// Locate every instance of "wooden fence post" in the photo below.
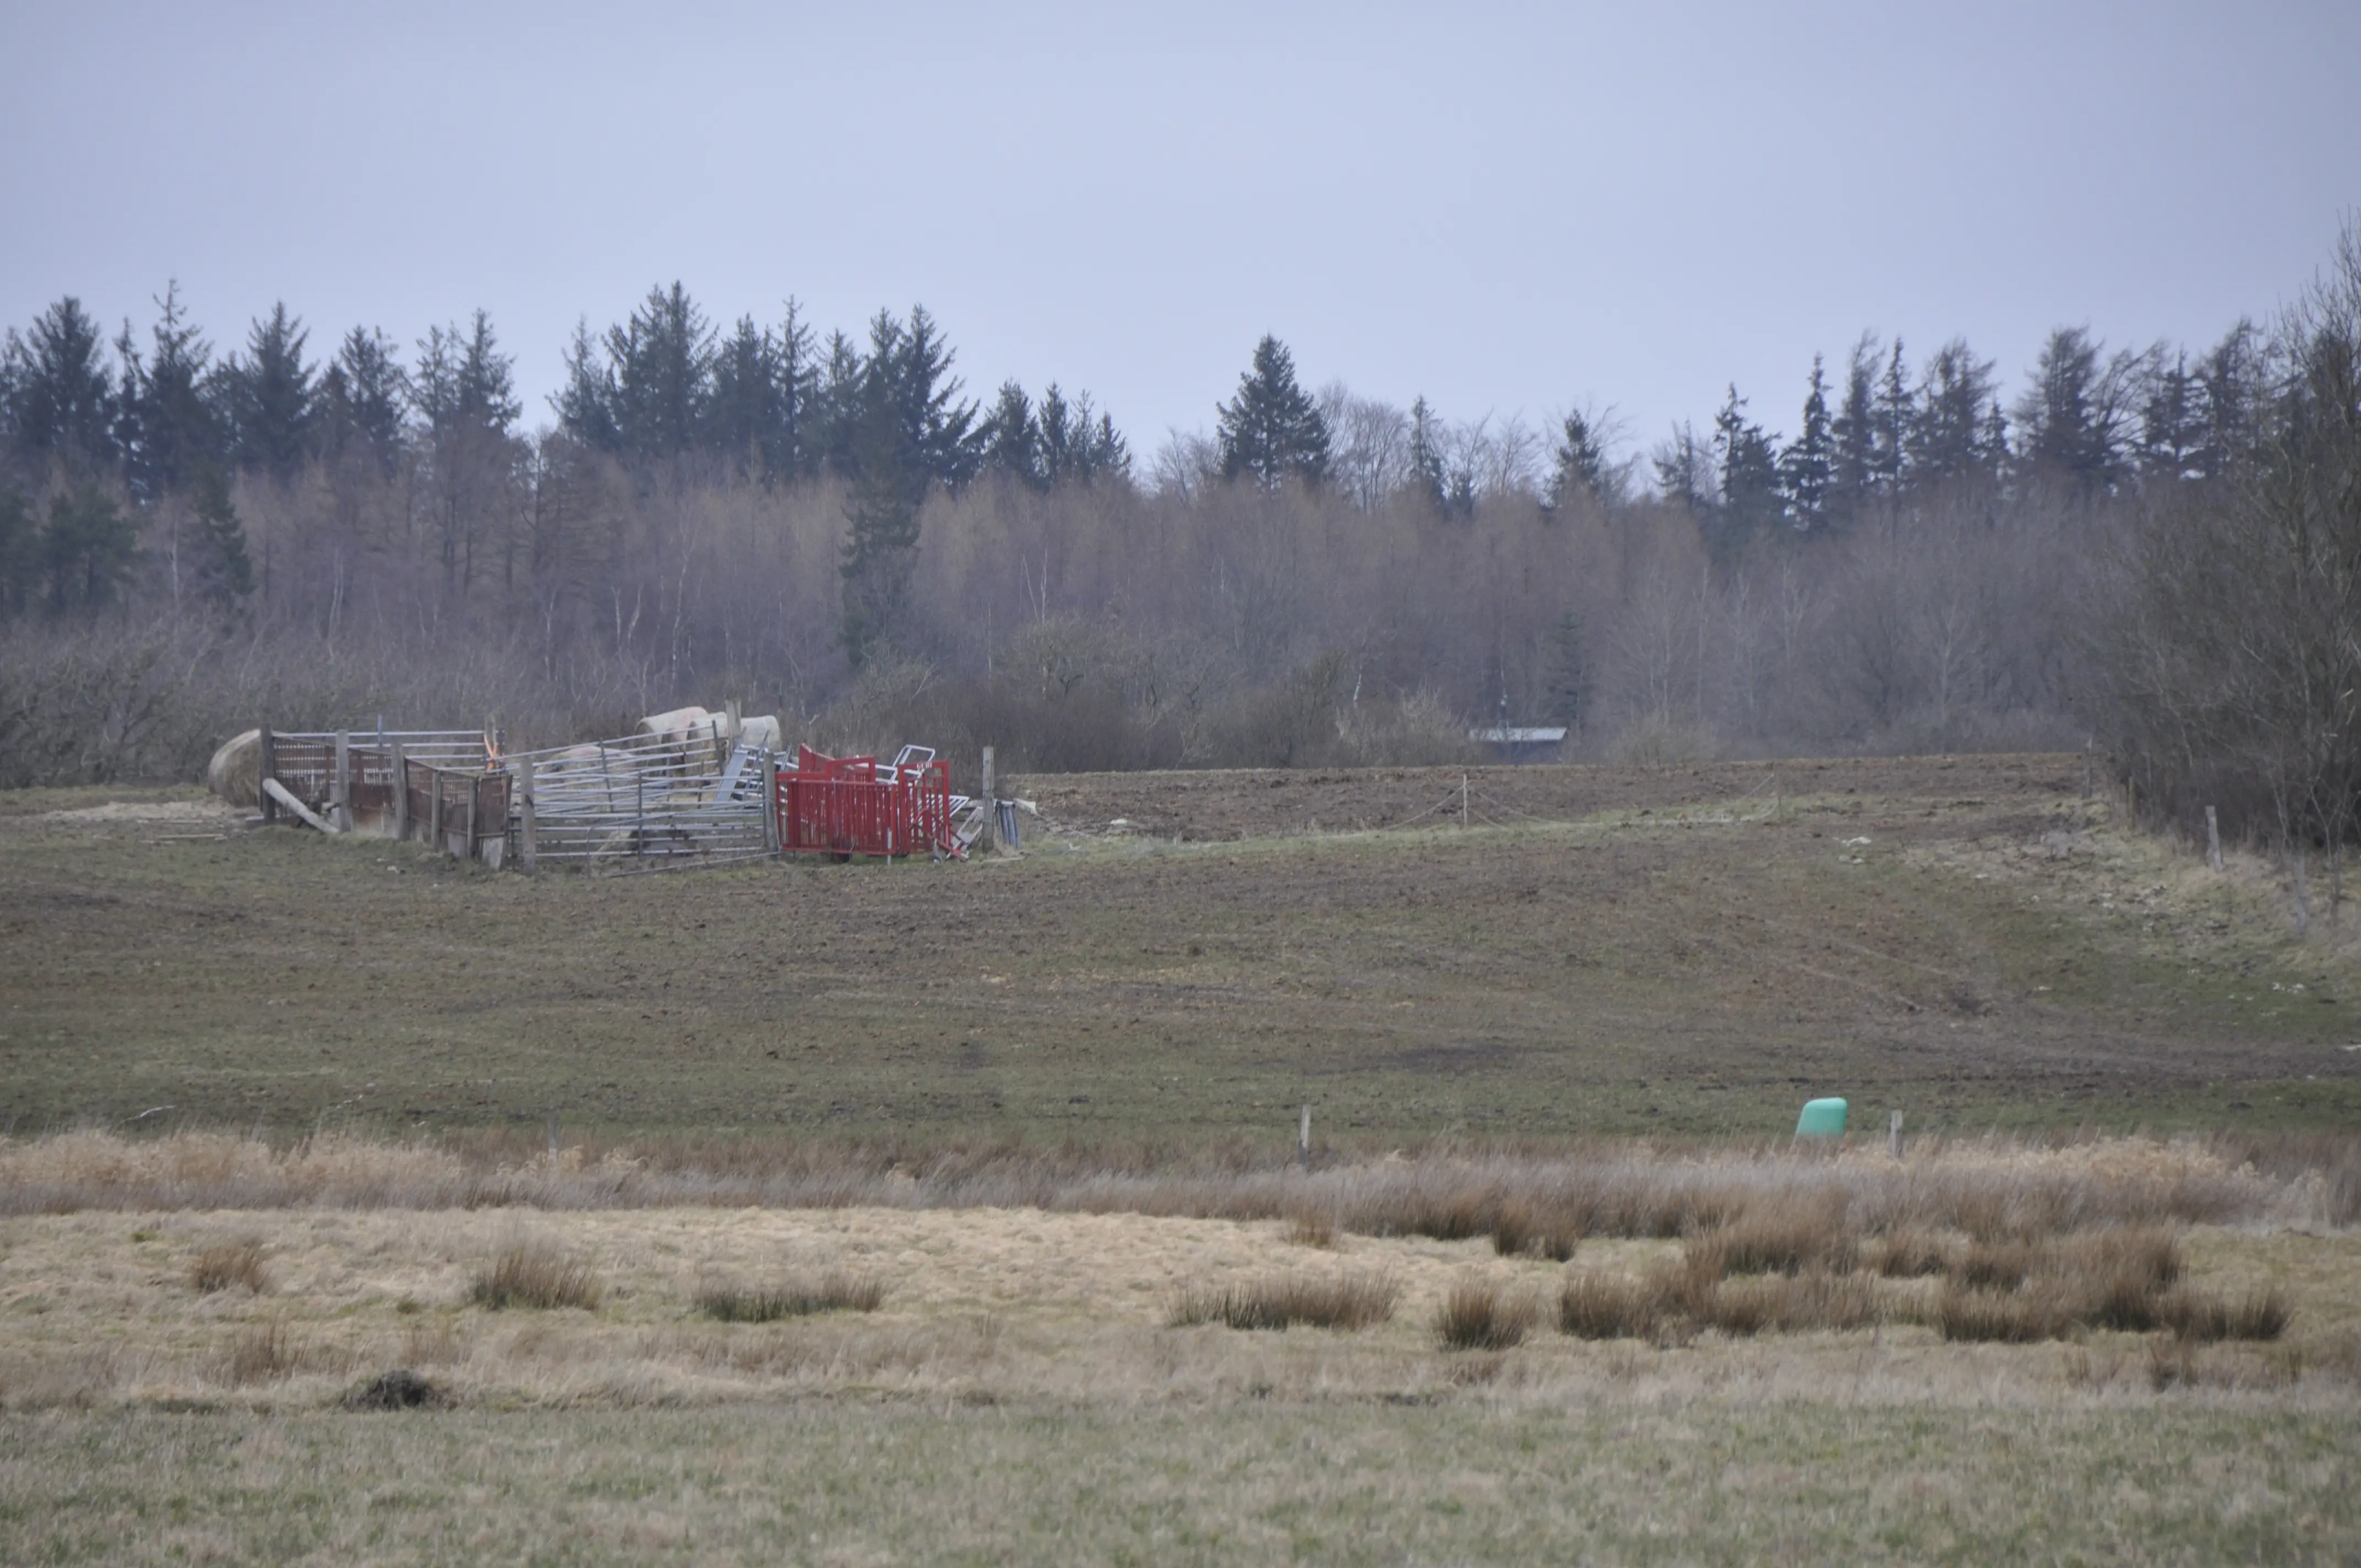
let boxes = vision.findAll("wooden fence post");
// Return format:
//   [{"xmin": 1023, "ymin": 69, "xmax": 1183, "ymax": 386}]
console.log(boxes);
[
  {"xmin": 465, "ymin": 775, "xmax": 480, "ymax": 862},
  {"xmin": 519, "ymin": 756, "xmax": 538, "ymax": 873},
  {"xmin": 1889, "ymin": 1109, "xmax": 1904, "ymax": 1160},
  {"xmin": 331, "ymin": 729, "xmax": 352, "ymax": 834},
  {"xmin": 391, "ymin": 744, "xmax": 409, "ymax": 842},
  {"xmin": 428, "ymin": 768, "xmax": 445, "ymax": 856},
  {"xmin": 980, "ymin": 745, "xmax": 997, "ymax": 853},
  {"xmin": 2206, "ymin": 805, "xmax": 2223, "ymax": 872}
]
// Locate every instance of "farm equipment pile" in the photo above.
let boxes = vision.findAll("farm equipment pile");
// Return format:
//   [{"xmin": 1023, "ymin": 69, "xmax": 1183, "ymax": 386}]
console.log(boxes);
[{"xmin": 218, "ymin": 705, "xmax": 991, "ymax": 870}]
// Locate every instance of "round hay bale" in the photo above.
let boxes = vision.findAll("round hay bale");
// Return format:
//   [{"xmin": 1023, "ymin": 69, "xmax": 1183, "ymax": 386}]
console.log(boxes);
[
  {"xmin": 738, "ymin": 715, "xmax": 782, "ymax": 752},
  {"xmin": 636, "ymin": 705, "xmax": 711, "ymax": 741},
  {"xmin": 208, "ymin": 729, "xmax": 262, "ymax": 805}
]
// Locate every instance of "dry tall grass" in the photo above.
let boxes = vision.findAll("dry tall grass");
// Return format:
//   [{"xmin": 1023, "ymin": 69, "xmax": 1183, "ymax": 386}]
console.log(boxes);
[
  {"xmin": 468, "ymin": 1244, "xmax": 602, "ymax": 1311},
  {"xmin": 695, "ymin": 1273, "xmax": 885, "ymax": 1322},
  {"xmin": 1434, "ymin": 1278, "xmax": 1539, "ymax": 1351},
  {"xmin": 7, "ymin": 1128, "xmax": 2352, "ymax": 1233},
  {"xmin": 1167, "ymin": 1271, "xmax": 1399, "ymax": 1332},
  {"xmin": 188, "ymin": 1239, "xmax": 270, "ymax": 1295}
]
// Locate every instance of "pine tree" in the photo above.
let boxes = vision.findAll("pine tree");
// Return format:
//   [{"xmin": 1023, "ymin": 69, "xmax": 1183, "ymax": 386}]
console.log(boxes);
[
  {"xmin": 773, "ymin": 298, "xmax": 820, "ymax": 480},
  {"xmin": 2015, "ymin": 326, "xmax": 2127, "ymax": 496},
  {"xmin": 605, "ymin": 282, "xmax": 714, "ymax": 464},
  {"xmin": 1406, "ymin": 395, "xmax": 1447, "ymax": 510},
  {"xmin": 188, "ymin": 464, "xmax": 254, "ymax": 606},
  {"xmin": 219, "ymin": 302, "xmax": 314, "ymax": 482},
  {"xmin": 1216, "ymin": 335, "xmax": 1329, "ymax": 488},
  {"xmin": 556, "ymin": 318, "xmax": 622, "ymax": 453},
  {"xmin": 2135, "ymin": 350, "xmax": 2204, "ymax": 482},
  {"xmin": 2192, "ymin": 319, "xmax": 2262, "ymax": 480},
  {"xmin": 1827, "ymin": 333, "xmax": 1880, "ymax": 522},
  {"xmin": 982, "ymin": 380, "xmax": 1041, "ymax": 487},
  {"xmin": 1547, "ymin": 408, "xmax": 1612, "ymax": 513},
  {"xmin": 317, "ymin": 326, "xmax": 407, "ymax": 477},
  {"xmin": 39, "ymin": 487, "xmax": 139, "ymax": 611},
  {"xmin": 1870, "ymin": 339, "xmax": 1911, "ymax": 493},
  {"xmin": 1911, "ymin": 337, "xmax": 1998, "ymax": 487},
  {"xmin": 1651, "ymin": 422, "xmax": 1710, "ymax": 511},
  {"xmin": 1778, "ymin": 355, "xmax": 1834, "ymax": 531},
  {"xmin": 1711, "ymin": 384, "xmax": 1782, "ymax": 552},
  {"xmin": 116, "ymin": 282, "xmax": 219, "ymax": 503},
  {"xmin": 708, "ymin": 314, "xmax": 785, "ymax": 480},
  {"xmin": 7, "ymin": 297, "xmax": 117, "ymax": 476},
  {"xmin": 0, "ymin": 487, "xmax": 34, "ymax": 618}
]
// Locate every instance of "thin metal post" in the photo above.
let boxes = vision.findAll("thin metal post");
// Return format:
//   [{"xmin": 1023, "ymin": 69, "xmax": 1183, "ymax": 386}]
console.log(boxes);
[
  {"xmin": 519, "ymin": 756, "xmax": 538, "ymax": 873},
  {"xmin": 332, "ymin": 729, "xmax": 352, "ymax": 833}
]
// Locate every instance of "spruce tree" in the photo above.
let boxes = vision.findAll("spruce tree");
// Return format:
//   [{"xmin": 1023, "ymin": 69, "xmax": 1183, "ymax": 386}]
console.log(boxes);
[
  {"xmin": 1778, "ymin": 355, "xmax": 1834, "ymax": 531},
  {"xmin": 7, "ymin": 297, "xmax": 117, "ymax": 476},
  {"xmin": 1827, "ymin": 333, "xmax": 1880, "ymax": 521},
  {"xmin": 319, "ymin": 326, "xmax": 407, "ymax": 477},
  {"xmin": 219, "ymin": 302, "xmax": 314, "ymax": 482},
  {"xmin": 189, "ymin": 464, "xmax": 254, "ymax": 606},
  {"xmin": 1406, "ymin": 395, "xmax": 1447, "ymax": 510},
  {"xmin": 1870, "ymin": 339, "xmax": 1911, "ymax": 493},
  {"xmin": 1711, "ymin": 384, "xmax": 1782, "ymax": 552},
  {"xmin": 983, "ymin": 380, "xmax": 1041, "ymax": 487},
  {"xmin": 605, "ymin": 282, "xmax": 714, "ymax": 464},
  {"xmin": 1544, "ymin": 609, "xmax": 1588, "ymax": 729},
  {"xmin": 39, "ymin": 487, "xmax": 138, "ymax": 611},
  {"xmin": 0, "ymin": 487, "xmax": 32, "ymax": 618},
  {"xmin": 1651, "ymin": 422, "xmax": 1710, "ymax": 511},
  {"xmin": 1547, "ymin": 408, "xmax": 1612, "ymax": 513},
  {"xmin": 2135, "ymin": 350, "xmax": 2204, "ymax": 482},
  {"xmin": 1911, "ymin": 338, "xmax": 1998, "ymax": 487},
  {"xmin": 1216, "ymin": 335, "xmax": 1329, "ymax": 488},
  {"xmin": 116, "ymin": 282, "xmax": 219, "ymax": 503},
  {"xmin": 708, "ymin": 314, "xmax": 785, "ymax": 480},
  {"xmin": 556, "ymin": 319, "xmax": 622, "ymax": 454}
]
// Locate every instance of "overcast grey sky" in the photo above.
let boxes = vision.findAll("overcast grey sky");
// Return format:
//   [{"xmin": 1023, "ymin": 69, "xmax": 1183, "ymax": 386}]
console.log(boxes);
[{"xmin": 5, "ymin": 2, "xmax": 2355, "ymax": 465}]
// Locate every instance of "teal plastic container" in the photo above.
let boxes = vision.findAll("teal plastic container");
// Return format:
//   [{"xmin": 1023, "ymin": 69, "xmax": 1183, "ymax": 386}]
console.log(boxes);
[{"xmin": 1794, "ymin": 1097, "xmax": 1848, "ymax": 1136}]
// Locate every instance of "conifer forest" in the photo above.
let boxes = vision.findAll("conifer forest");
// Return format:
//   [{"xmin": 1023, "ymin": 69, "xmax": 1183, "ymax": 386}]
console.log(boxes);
[{"xmin": 3, "ymin": 226, "xmax": 2358, "ymax": 858}]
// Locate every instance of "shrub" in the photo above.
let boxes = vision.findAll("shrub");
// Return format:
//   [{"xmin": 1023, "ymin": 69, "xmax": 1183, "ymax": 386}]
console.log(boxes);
[
  {"xmin": 1434, "ymin": 1278, "xmax": 1538, "ymax": 1351},
  {"xmin": 695, "ymin": 1273, "xmax": 886, "ymax": 1322},
  {"xmin": 1168, "ymin": 1271, "xmax": 1399, "ymax": 1332},
  {"xmin": 1491, "ymin": 1197, "xmax": 1580, "ymax": 1261},
  {"xmin": 189, "ymin": 1239, "xmax": 271, "ymax": 1295},
  {"xmin": 2159, "ymin": 1286, "xmax": 2291, "ymax": 1343},
  {"xmin": 342, "ymin": 1369, "xmax": 448, "ymax": 1410},
  {"xmin": 468, "ymin": 1244, "xmax": 601, "ymax": 1311}
]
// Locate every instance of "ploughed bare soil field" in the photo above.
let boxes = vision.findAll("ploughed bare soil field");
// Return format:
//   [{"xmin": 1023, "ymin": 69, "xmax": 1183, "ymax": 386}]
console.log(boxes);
[
  {"xmin": 6, "ymin": 755, "xmax": 2361, "ymax": 1562},
  {"xmin": 0, "ymin": 753, "xmax": 2354, "ymax": 1142}
]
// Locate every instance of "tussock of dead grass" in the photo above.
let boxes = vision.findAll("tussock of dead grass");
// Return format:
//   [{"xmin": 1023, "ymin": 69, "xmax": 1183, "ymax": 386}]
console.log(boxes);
[
  {"xmin": 1490, "ymin": 1196, "xmax": 1580, "ymax": 1261},
  {"xmin": 1167, "ymin": 1271, "xmax": 1398, "ymax": 1332},
  {"xmin": 1871, "ymin": 1228, "xmax": 1950, "ymax": 1277},
  {"xmin": 222, "ymin": 1317, "xmax": 300, "ymax": 1386},
  {"xmin": 188, "ymin": 1239, "xmax": 270, "ymax": 1294},
  {"xmin": 1434, "ymin": 1278, "xmax": 1539, "ymax": 1351},
  {"xmin": 1283, "ymin": 1207, "xmax": 1336, "ymax": 1248},
  {"xmin": 469, "ymin": 1244, "xmax": 602, "ymax": 1311},
  {"xmin": 1684, "ymin": 1193, "xmax": 1857, "ymax": 1277},
  {"xmin": 2159, "ymin": 1286, "xmax": 2292, "ymax": 1343},
  {"xmin": 695, "ymin": 1273, "xmax": 885, "ymax": 1322}
]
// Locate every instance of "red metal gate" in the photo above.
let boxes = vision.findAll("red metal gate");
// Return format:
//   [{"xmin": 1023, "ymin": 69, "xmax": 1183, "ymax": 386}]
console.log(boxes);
[{"xmin": 776, "ymin": 745, "xmax": 958, "ymax": 858}]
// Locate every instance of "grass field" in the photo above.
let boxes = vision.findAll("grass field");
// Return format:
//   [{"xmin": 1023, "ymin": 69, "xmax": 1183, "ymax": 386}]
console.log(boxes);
[
  {"xmin": 6, "ymin": 754, "xmax": 2361, "ymax": 1562},
  {"xmin": 2, "ymin": 754, "xmax": 2357, "ymax": 1145}
]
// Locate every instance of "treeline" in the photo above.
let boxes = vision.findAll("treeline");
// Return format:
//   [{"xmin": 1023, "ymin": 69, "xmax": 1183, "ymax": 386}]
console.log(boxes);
[{"xmin": 1, "ymin": 243, "xmax": 2355, "ymax": 872}]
